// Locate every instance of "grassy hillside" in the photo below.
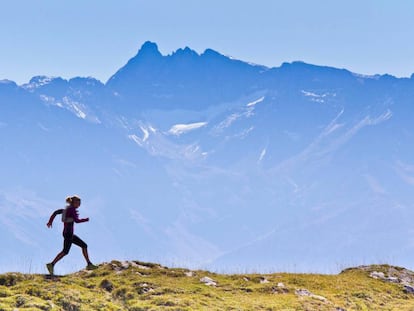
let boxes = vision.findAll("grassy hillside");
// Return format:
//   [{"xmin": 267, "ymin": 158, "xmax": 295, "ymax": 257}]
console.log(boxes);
[{"xmin": 0, "ymin": 261, "xmax": 414, "ymax": 310}]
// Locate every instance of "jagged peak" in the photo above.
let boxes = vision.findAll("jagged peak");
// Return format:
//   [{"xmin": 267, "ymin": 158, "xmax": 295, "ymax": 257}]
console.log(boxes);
[
  {"xmin": 22, "ymin": 76, "xmax": 67, "ymax": 90},
  {"xmin": 135, "ymin": 41, "xmax": 162, "ymax": 58},
  {"xmin": 28, "ymin": 75, "xmax": 59, "ymax": 84},
  {"xmin": 172, "ymin": 46, "xmax": 199, "ymax": 58}
]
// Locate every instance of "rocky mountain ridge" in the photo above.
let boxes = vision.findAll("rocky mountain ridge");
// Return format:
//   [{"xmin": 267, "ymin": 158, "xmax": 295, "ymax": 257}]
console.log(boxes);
[{"xmin": 1, "ymin": 41, "xmax": 414, "ymax": 273}]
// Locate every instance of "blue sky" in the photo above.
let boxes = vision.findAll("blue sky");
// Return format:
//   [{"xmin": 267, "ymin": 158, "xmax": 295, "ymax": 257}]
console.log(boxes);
[{"xmin": 1, "ymin": 0, "xmax": 413, "ymax": 84}]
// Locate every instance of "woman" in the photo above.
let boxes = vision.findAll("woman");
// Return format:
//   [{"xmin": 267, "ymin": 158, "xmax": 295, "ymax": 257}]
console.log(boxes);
[{"xmin": 46, "ymin": 195, "xmax": 97, "ymax": 275}]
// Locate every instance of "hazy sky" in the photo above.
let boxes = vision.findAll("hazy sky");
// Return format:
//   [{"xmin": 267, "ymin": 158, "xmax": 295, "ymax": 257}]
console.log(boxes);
[{"xmin": 1, "ymin": 0, "xmax": 413, "ymax": 84}]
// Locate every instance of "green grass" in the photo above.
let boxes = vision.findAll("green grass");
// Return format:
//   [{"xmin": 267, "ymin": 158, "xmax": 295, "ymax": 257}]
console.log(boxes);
[{"xmin": 0, "ymin": 261, "xmax": 413, "ymax": 310}]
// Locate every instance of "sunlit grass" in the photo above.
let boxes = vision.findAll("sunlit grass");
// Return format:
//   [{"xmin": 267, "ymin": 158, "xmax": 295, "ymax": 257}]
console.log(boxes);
[{"xmin": 0, "ymin": 261, "xmax": 413, "ymax": 310}]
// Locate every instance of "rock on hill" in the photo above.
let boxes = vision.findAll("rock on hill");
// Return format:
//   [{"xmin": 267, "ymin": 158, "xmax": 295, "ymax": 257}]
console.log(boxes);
[{"xmin": 0, "ymin": 261, "xmax": 414, "ymax": 310}]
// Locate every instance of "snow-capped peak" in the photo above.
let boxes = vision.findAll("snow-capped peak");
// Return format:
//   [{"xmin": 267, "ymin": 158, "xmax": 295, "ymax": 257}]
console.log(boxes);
[{"xmin": 22, "ymin": 76, "xmax": 64, "ymax": 91}]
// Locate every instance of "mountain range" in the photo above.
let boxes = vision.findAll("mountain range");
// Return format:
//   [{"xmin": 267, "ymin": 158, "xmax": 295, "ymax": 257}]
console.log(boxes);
[{"xmin": 1, "ymin": 41, "xmax": 414, "ymax": 274}]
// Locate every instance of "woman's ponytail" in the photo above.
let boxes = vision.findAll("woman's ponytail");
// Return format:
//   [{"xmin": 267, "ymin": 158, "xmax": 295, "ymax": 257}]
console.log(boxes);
[{"xmin": 66, "ymin": 195, "xmax": 81, "ymax": 205}]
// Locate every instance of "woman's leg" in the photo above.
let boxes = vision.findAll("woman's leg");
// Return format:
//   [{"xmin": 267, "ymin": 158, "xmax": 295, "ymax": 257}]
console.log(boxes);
[
  {"xmin": 54, "ymin": 234, "xmax": 72, "ymax": 263},
  {"xmin": 72, "ymin": 235, "xmax": 92, "ymax": 264},
  {"xmin": 47, "ymin": 234, "xmax": 72, "ymax": 274},
  {"xmin": 51, "ymin": 251, "xmax": 67, "ymax": 265}
]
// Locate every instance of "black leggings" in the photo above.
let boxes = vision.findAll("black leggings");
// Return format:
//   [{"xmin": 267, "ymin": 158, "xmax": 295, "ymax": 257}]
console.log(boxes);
[{"xmin": 62, "ymin": 233, "xmax": 87, "ymax": 254}]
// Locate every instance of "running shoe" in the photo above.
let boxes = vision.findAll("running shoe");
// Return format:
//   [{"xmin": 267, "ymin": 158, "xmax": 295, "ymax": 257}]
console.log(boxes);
[{"xmin": 46, "ymin": 263, "xmax": 54, "ymax": 275}]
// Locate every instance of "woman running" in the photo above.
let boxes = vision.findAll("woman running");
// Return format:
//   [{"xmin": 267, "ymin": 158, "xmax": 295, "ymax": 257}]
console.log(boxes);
[{"xmin": 46, "ymin": 195, "xmax": 97, "ymax": 275}]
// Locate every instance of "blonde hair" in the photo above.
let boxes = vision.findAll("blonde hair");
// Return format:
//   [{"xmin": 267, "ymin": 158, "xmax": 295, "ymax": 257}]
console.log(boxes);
[{"xmin": 66, "ymin": 195, "xmax": 81, "ymax": 205}]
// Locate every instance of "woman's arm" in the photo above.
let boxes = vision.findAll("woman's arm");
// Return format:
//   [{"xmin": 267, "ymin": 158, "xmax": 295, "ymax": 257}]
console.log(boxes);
[
  {"xmin": 75, "ymin": 217, "xmax": 89, "ymax": 223},
  {"xmin": 73, "ymin": 209, "xmax": 89, "ymax": 223},
  {"xmin": 74, "ymin": 215, "xmax": 89, "ymax": 223},
  {"xmin": 46, "ymin": 209, "xmax": 63, "ymax": 228}
]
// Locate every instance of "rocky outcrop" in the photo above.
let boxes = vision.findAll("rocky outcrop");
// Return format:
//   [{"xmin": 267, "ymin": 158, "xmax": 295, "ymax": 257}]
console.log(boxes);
[
  {"xmin": 344, "ymin": 265, "xmax": 414, "ymax": 295},
  {"xmin": 295, "ymin": 288, "xmax": 328, "ymax": 302},
  {"xmin": 200, "ymin": 276, "xmax": 217, "ymax": 286}
]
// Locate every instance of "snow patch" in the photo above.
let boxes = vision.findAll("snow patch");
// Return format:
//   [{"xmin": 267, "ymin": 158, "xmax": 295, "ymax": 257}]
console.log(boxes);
[
  {"xmin": 23, "ymin": 76, "xmax": 55, "ymax": 90},
  {"xmin": 301, "ymin": 90, "xmax": 324, "ymax": 98},
  {"xmin": 128, "ymin": 125, "xmax": 155, "ymax": 146},
  {"xmin": 247, "ymin": 96, "xmax": 265, "ymax": 107},
  {"xmin": 352, "ymin": 72, "xmax": 381, "ymax": 80},
  {"xmin": 258, "ymin": 148, "xmax": 267, "ymax": 162},
  {"xmin": 41, "ymin": 95, "xmax": 101, "ymax": 124},
  {"xmin": 214, "ymin": 108, "xmax": 255, "ymax": 133},
  {"xmin": 301, "ymin": 90, "xmax": 335, "ymax": 103},
  {"xmin": 128, "ymin": 134, "xmax": 144, "ymax": 147},
  {"xmin": 325, "ymin": 122, "xmax": 344, "ymax": 135},
  {"xmin": 128, "ymin": 128, "xmax": 206, "ymax": 161},
  {"xmin": 375, "ymin": 109, "xmax": 393, "ymax": 123},
  {"xmin": 62, "ymin": 97, "xmax": 87, "ymax": 119},
  {"xmin": 217, "ymin": 113, "xmax": 241, "ymax": 130},
  {"xmin": 39, "ymin": 95, "xmax": 57, "ymax": 105},
  {"xmin": 140, "ymin": 126, "xmax": 150, "ymax": 142},
  {"xmin": 168, "ymin": 122, "xmax": 208, "ymax": 136},
  {"xmin": 40, "ymin": 95, "xmax": 94, "ymax": 121},
  {"xmin": 225, "ymin": 55, "xmax": 267, "ymax": 68},
  {"xmin": 234, "ymin": 126, "xmax": 254, "ymax": 139}
]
